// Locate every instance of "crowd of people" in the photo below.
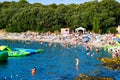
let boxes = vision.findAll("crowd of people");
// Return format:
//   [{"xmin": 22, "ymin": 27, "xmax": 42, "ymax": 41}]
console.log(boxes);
[
  {"xmin": 0, "ymin": 31, "xmax": 119, "ymax": 58},
  {"xmin": 0, "ymin": 31, "xmax": 114, "ymax": 44}
]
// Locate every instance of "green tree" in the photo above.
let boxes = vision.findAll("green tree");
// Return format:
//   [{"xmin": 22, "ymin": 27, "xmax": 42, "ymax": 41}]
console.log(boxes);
[
  {"xmin": 0, "ymin": 24, "xmax": 2, "ymax": 29},
  {"xmin": 0, "ymin": 8, "xmax": 18, "ymax": 29},
  {"xmin": 0, "ymin": 0, "xmax": 120, "ymax": 33},
  {"xmin": 92, "ymin": 16, "xmax": 100, "ymax": 33},
  {"xmin": 99, "ymin": 0, "xmax": 117, "ymax": 33},
  {"xmin": 19, "ymin": 0, "xmax": 28, "ymax": 3},
  {"xmin": 106, "ymin": 27, "xmax": 117, "ymax": 33}
]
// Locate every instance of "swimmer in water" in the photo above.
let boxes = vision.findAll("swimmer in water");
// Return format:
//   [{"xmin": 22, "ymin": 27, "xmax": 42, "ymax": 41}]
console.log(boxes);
[
  {"xmin": 31, "ymin": 67, "xmax": 37, "ymax": 76},
  {"xmin": 86, "ymin": 46, "xmax": 90, "ymax": 56},
  {"xmin": 91, "ymin": 53, "xmax": 95, "ymax": 57},
  {"xmin": 95, "ymin": 48, "xmax": 99, "ymax": 53}
]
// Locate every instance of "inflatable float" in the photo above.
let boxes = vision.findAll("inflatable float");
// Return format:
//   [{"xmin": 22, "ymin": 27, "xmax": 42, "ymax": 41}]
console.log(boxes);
[
  {"xmin": 13, "ymin": 48, "xmax": 44, "ymax": 54},
  {"xmin": 0, "ymin": 46, "xmax": 44, "ymax": 57},
  {"xmin": 0, "ymin": 51, "xmax": 8, "ymax": 62},
  {"xmin": 8, "ymin": 50, "xmax": 30, "ymax": 57}
]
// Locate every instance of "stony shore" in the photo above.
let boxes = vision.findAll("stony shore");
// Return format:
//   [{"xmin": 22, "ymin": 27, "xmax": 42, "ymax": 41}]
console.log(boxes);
[{"xmin": 0, "ymin": 30, "xmax": 105, "ymax": 48}]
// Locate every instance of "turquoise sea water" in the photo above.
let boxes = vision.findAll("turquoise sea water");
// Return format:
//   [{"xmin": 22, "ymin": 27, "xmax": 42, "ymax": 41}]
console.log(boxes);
[{"xmin": 0, "ymin": 40, "xmax": 120, "ymax": 80}]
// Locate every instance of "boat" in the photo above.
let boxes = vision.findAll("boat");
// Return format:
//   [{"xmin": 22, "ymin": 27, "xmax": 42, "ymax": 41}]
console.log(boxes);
[
  {"xmin": 13, "ymin": 48, "xmax": 44, "ymax": 54},
  {"xmin": 0, "ymin": 51, "xmax": 8, "ymax": 62}
]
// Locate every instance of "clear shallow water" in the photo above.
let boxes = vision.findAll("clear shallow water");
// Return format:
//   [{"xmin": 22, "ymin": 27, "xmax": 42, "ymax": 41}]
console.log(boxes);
[{"xmin": 0, "ymin": 40, "xmax": 119, "ymax": 80}]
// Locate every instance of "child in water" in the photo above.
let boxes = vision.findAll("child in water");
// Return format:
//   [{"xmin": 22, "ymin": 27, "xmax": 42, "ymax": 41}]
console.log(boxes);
[
  {"xmin": 31, "ymin": 67, "xmax": 37, "ymax": 76},
  {"xmin": 86, "ymin": 46, "xmax": 90, "ymax": 56}
]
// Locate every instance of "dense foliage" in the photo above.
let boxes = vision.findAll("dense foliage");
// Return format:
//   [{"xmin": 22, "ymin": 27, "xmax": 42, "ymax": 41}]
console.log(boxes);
[
  {"xmin": 106, "ymin": 27, "xmax": 117, "ymax": 33},
  {"xmin": 0, "ymin": 0, "xmax": 120, "ymax": 33}
]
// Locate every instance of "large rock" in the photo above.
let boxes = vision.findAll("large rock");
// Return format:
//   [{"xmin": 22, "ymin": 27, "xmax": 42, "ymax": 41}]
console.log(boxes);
[
  {"xmin": 99, "ymin": 57, "xmax": 120, "ymax": 70},
  {"xmin": 74, "ymin": 74, "xmax": 114, "ymax": 80}
]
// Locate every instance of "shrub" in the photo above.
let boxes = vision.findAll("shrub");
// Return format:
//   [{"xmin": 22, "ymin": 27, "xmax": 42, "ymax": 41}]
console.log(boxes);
[{"xmin": 106, "ymin": 27, "xmax": 117, "ymax": 33}]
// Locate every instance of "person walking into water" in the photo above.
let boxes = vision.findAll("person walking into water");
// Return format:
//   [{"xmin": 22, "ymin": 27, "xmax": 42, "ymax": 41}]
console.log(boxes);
[{"xmin": 75, "ymin": 57, "xmax": 79, "ymax": 70}]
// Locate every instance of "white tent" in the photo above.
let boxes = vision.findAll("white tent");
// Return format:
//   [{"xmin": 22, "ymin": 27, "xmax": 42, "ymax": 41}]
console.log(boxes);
[
  {"xmin": 75, "ymin": 27, "xmax": 86, "ymax": 33},
  {"xmin": 117, "ymin": 25, "xmax": 120, "ymax": 33}
]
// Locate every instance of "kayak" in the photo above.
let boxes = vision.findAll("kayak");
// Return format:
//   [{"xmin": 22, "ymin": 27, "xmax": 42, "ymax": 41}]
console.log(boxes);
[{"xmin": 0, "ymin": 51, "xmax": 8, "ymax": 62}]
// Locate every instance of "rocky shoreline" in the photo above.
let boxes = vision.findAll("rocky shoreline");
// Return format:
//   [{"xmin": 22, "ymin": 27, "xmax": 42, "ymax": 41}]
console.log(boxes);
[{"xmin": 74, "ymin": 74, "xmax": 114, "ymax": 80}]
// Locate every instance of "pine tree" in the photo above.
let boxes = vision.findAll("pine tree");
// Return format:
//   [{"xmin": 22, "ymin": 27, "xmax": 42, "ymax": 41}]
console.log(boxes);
[{"xmin": 92, "ymin": 16, "xmax": 100, "ymax": 33}]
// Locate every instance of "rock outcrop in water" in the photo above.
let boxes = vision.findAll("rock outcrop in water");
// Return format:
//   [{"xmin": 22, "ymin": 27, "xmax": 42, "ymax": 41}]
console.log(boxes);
[
  {"xmin": 74, "ymin": 74, "xmax": 114, "ymax": 80},
  {"xmin": 99, "ymin": 57, "xmax": 120, "ymax": 70}
]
